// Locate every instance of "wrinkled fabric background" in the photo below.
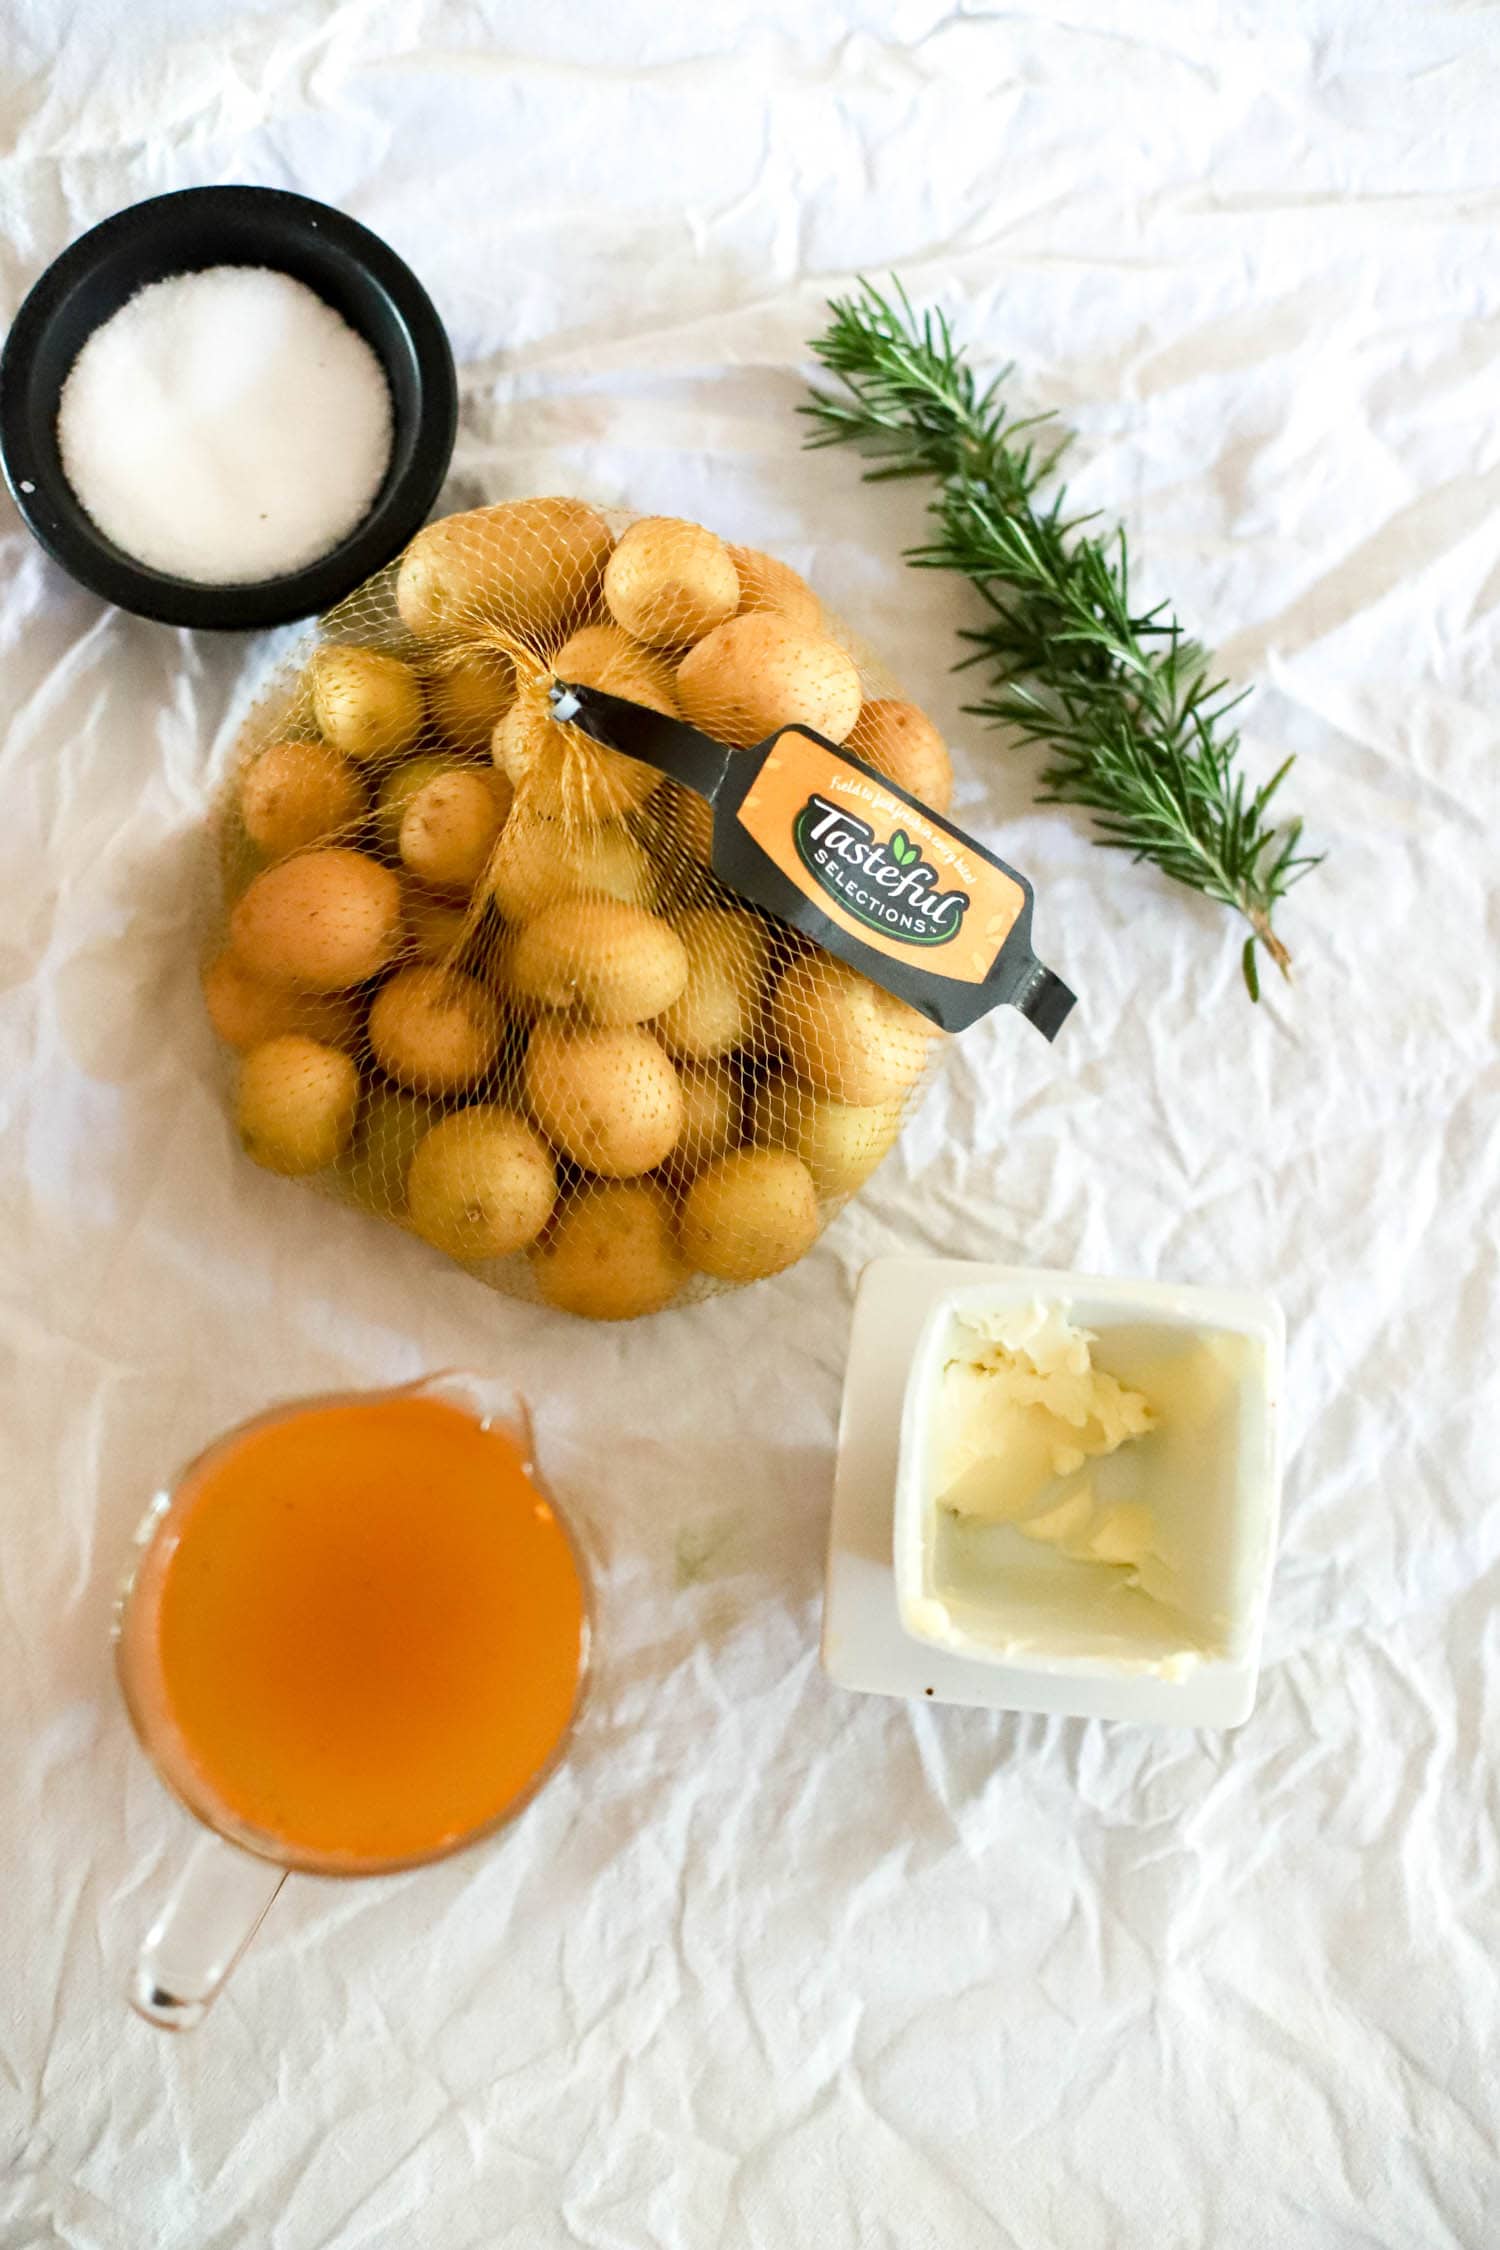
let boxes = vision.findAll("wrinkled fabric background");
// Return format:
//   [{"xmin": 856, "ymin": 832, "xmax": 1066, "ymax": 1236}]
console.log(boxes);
[{"xmin": 2, "ymin": 4, "xmax": 1497, "ymax": 2245}]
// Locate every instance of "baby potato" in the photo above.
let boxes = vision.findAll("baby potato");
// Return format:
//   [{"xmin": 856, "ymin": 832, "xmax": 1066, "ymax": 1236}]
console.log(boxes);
[
  {"xmin": 751, "ymin": 1071, "xmax": 904, "ymax": 1197},
  {"xmin": 668, "ymin": 1060, "xmax": 744, "ymax": 1178},
  {"xmin": 202, "ymin": 951, "xmax": 363, "ymax": 1053},
  {"xmin": 488, "ymin": 811, "xmax": 656, "ymax": 921},
  {"xmin": 551, "ymin": 621, "xmax": 679, "ymax": 716},
  {"xmin": 525, "ymin": 1023, "xmax": 685, "ymax": 1178},
  {"xmin": 310, "ymin": 646, "xmax": 423, "ymax": 762},
  {"xmin": 236, "ymin": 1035, "xmax": 359, "ymax": 1176},
  {"xmin": 531, "ymin": 1183, "xmax": 686, "ymax": 1320},
  {"xmin": 339, "ymin": 1084, "xmax": 441, "ymax": 1215},
  {"xmin": 769, "ymin": 955, "xmax": 937, "ymax": 1105},
  {"xmin": 726, "ymin": 544, "xmax": 821, "ymax": 633},
  {"xmin": 506, "ymin": 899, "xmax": 689, "ymax": 1025},
  {"xmin": 403, "ymin": 884, "xmax": 473, "ymax": 963},
  {"xmin": 677, "ymin": 1148, "xmax": 819, "ymax": 1283},
  {"xmin": 399, "ymin": 767, "xmax": 511, "ymax": 891},
  {"xmin": 675, "ymin": 612, "xmax": 861, "ymax": 748},
  {"xmin": 395, "ymin": 498, "xmax": 613, "ymax": 646},
  {"xmin": 656, "ymin": 907, "xmax": 769, "ymax": 1062},
  {"xmin": 240, "ymin": 738, "xmax": 365, "ymax": 857},
  {"xmin": 203, "ymin": 951, "xmax": 275, "ymax": 1049},
  {"xmin": 427, "ymin": 646, "xmax": 515, "ymax": 748},
  {"xmin": 369, "ymin": 965, "xmax": 503, "ymax": 1094},
  {"xmin": 603, "ymin": 517, "xmax": 739, "ymax": 649},
  {"xmin": 229, "ymin": 848, "xmax": 402, "ymax": 991},
  {"xmin": 847, "ymin": 699, "xmax": 954, "ymax": 814},
  {"xmin": 377, "ymin": 755, "xmax": 459, "ymax": 853},
  {"xmin": 496, "ymin": 688, "xmax": 661, "ymax": 821},
  {"xmin": 407, "ymin": 1107, "xmax": 557, "ymax": 1260}
]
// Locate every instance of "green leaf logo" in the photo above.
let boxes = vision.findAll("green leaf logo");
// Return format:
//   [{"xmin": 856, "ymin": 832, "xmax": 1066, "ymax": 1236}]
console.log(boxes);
[{"xmin": 890, "ymin": 830, "xmax": 920, "ymax": 868}]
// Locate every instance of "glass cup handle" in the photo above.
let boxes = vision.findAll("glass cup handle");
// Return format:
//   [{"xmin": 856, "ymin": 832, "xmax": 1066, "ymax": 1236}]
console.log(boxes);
[{"xmin": 130, "ymin": 1832, "xmax": 287, "ymax": 2030}]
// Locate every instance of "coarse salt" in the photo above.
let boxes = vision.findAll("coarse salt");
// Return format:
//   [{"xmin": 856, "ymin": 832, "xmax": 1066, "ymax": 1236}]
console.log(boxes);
[{"xmin": 56, "ymin": 265, "xmax": 393, "ymax": 586}]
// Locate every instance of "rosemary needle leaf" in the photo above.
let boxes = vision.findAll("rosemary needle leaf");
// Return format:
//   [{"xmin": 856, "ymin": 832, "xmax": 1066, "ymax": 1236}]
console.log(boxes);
[{"xmin": 802, "ymin": 277, "xmax": 1319, "ymax": 995}]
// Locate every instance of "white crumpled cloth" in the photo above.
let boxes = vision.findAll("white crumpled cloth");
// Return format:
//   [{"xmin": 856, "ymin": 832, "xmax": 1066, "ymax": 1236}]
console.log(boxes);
[{"xmin": 2, "ymin": 4, "xmax": 1496, "ymax": 2245}]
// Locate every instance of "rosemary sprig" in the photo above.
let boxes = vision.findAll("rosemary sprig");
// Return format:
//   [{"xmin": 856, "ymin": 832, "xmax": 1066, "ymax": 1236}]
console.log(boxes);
[{"xmin": 801, "ymin": 278, "xmax": 1320, "ymax": 997}]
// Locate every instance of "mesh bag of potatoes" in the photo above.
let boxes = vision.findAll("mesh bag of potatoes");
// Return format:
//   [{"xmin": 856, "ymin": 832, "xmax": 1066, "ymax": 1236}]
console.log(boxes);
[{"xmin": 205, "ymin": 499, "xmax": 1071, "ymax": 1321}]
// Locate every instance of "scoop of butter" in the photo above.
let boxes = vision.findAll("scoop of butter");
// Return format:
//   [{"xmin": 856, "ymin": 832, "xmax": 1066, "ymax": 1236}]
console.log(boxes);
[
  {"xmin": 935, "ymin": 1304, "xmax": 1161, "ymax": 1572},
  {"xmin": 937, "ymin": 1304, "xmax": 1153, "ymax": 1511}
]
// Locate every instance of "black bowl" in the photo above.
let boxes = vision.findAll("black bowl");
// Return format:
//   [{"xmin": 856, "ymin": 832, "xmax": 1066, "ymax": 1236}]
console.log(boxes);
[{"xmin": 0, "ymin": 186, "xmax": 457, "ymax": 630}]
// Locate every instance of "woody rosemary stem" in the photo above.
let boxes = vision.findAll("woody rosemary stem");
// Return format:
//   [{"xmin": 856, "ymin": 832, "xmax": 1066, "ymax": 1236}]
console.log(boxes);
[{"xmin": 801, "ymin": 279, "xmax": 1322, "ymax": 1001}]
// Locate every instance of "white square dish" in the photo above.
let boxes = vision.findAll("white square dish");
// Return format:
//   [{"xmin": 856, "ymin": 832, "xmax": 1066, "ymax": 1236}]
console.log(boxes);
[{"xmin": 822, "ymin": 1259, "xmax": 1285, "ymax": 1728}]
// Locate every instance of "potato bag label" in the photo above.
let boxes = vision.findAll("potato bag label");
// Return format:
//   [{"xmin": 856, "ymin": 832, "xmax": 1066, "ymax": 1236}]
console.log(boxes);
[
  {"xmin": 552, "ymin": 681, "xmax": 1075, "ymax": 1039},
  {"xmin": 737, "ymin": 731, "xmax": 1021, "ymax": 977}
]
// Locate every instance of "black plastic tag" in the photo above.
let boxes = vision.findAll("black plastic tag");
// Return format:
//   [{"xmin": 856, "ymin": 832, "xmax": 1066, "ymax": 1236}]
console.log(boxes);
[{"xmin": 552, "ymin": 681, "xmax": 1075, "ymax": 1040}]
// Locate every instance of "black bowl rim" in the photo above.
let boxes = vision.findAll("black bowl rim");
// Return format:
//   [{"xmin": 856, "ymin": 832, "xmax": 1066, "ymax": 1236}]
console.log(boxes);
[{"xmin": 0, "ymin": 185, "xmax": 458, "ymax": 631}]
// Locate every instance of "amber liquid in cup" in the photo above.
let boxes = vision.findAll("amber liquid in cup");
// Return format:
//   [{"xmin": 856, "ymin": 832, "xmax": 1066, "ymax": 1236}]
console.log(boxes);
[{"xmin": 116, "ymin": 1379, "xmax": 589, "ymax": 2020}]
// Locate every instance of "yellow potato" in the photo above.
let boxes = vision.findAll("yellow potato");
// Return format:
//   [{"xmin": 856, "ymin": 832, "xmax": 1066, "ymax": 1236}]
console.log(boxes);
[
  {"xmin": 750, "ymin": 1072, "xmax": 904, "ymax": 1197},
  {"xmin": 407, "ymin": 1107, "xmax": 557, "ymax": 1259},
  {"xmin": 656, "ymin": 907, "xmax": 769, "ymax": 1061},
  {"xmin": 399, "ymin": 767, "xmax": 511, "ymax": 891},
  {"xmin": 427, "ymin": 646, "xmax": 515, "ymax": 748},
  {"xmin": 531, "ymin": 1184, "xmax": 687, "ymax": 1320},
  {"xmin": 236, "ymin": 1035, "xmax": 359, "ymax": 1176},
  {"xmin": 496, "ymin": 687, "xmax": 662, "ymax": 821},
  {"xmin": 726, "ymin": 544, "xmax": 821, "ymax": 632},
  {"xmin": 678, "ymin": 1148, "xmax": 819, "ymax": 1282},
  {"xmin": 488, "ymin": 812, "xmax": 656, "ymax": 921},
  {"xmin": 769, "ymin": 955, "xmax": 937, "ymax": 1105},
  {"xmin": 376, "ymin": 755, "xmax": 460, "ymax": 853},
  {"xmin": 395, "ymin": 498, "xmax": 614, "ymax": 646},
  {"xmin": 505, "ymin": 898, "xmax": 689, "ymax": 1025},
  {"xmin": 847, "ymin": 699, "xmax": 954, "ymax": 814},
  {"xmin": 310, "ymin": 646, "xmax": 423, "ymax": 762},
  {"xmin": 202, "ymin": 951, "xmax": 363, "ymax": 1053},
  {"xmin": 239, "ymin": 738, "xmax": 365, "ymax": 857},
  {"xmin": 229, "ymin": 849, "xmax": 403, "ymax": 991},
  {"xmin": 403, "ymin": 885, "xmax": 474, "ymax": 963},
  {"xmin": 551, "ymin": 622, "xmax": 679, "ymax": 716},
  {"xmin": 369, "ymin": 965, "xmax": 504, "ymax": 1093},
  {"xmin": 525, "ymin": 1023, "xmax": 685, "ymax": 1178},
  {"xmin": 602, "ymin": 517, "xmax": 739, "ymax": 649},
  {"xmin": 675, "ymin": 612, "xmax": 861, "ymax": 748},
  {"xmin": 668, "ymin": 1061, "xmax": 744, "ymax": 1178},
  {"xmin": 339, "ymin": 1084, "xmax": 441, "ymax": 1214}
]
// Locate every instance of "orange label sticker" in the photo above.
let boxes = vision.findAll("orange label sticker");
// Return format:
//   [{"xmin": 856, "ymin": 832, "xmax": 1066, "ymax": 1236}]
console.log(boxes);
[{"xmin": 735, "ymin": 733, "xmax": 1024, "ymax": 986}]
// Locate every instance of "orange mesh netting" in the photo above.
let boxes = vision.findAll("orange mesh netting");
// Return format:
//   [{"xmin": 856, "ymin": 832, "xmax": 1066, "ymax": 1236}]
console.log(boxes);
[{"xmin": 204, "ymin": 499, "xmax": 957, "ymax": 1320}]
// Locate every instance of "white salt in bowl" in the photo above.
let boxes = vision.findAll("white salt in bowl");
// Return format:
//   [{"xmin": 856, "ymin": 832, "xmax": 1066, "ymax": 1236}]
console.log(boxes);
[{"xmin": 0, "ymin": 186, "xmax": 456, "ymax": 629}]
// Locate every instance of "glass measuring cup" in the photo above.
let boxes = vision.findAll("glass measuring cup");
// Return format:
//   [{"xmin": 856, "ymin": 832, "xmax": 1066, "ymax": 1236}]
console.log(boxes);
[{"xmin": 113, "ymin": 1370, "xmax": 592, "ymax": 2029}]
